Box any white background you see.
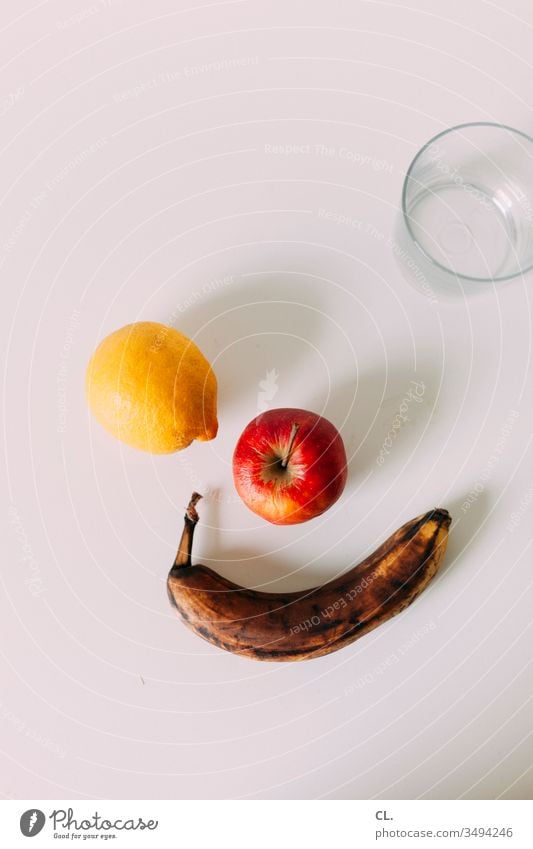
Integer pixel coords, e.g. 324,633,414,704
1,0,532,800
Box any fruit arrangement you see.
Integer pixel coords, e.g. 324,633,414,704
86,320,451,662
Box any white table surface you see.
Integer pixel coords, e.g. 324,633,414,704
1,0,532,800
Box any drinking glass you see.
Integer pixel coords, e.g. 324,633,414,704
397,122,533,296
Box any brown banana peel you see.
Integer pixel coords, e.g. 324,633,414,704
167,493,451,662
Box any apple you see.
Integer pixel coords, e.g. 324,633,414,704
232,407,348,525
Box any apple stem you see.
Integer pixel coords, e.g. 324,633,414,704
280,423,300,469
174,492,202,568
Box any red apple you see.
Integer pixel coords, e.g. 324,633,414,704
232,408,348,525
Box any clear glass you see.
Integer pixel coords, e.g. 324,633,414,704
397,123,533,295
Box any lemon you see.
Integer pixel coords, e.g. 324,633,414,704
86,322,218,453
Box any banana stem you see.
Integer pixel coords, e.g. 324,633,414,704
174,492,202,568
280,423,299,468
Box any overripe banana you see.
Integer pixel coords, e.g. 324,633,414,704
167,494,451,661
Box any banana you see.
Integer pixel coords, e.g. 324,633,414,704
167,494,451,662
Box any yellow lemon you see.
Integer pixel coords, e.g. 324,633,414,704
86,322,218,453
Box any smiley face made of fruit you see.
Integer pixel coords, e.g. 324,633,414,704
86,320,450,662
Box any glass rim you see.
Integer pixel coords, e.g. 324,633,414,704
401,121,533,283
